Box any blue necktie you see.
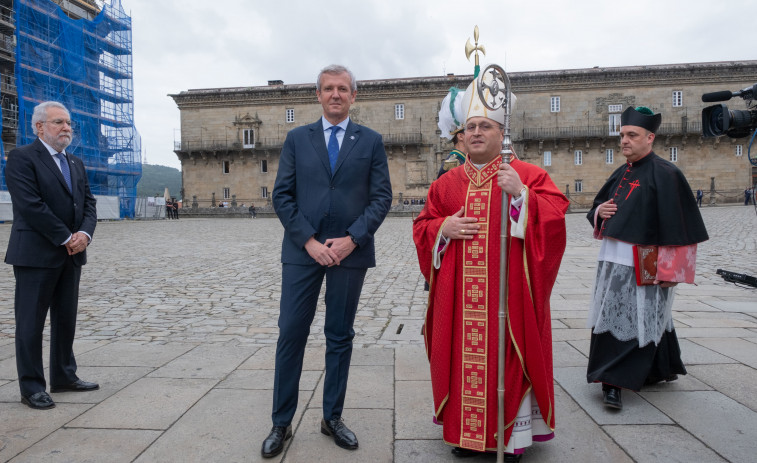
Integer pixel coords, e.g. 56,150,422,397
328,125,341,171
55,152,72,192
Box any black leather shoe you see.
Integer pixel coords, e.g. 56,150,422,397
21,391,56,409
603,386,623,409
321,417,358,450
261,425,292,458
451,447,521,461
50,379,99,393
451,446,480,458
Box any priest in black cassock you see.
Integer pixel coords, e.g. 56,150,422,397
585,106,708,410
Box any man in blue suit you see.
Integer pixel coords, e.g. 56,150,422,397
261,65,392,458
4,101,99,410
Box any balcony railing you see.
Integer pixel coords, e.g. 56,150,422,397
174,137,285,152
175,131,426,153
520,122,704,141
383,133,423,145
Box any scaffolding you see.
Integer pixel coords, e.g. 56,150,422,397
0,0,140,218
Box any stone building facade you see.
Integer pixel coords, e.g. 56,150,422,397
170,61,757,209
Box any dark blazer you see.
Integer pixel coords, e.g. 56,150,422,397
4,138,97,268
273,119,392,268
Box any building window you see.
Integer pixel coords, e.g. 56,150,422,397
670,146,678,162
261,186,269,198
605,149,614,164
223,187,230,199
260,159,268,173
736,145,743,157
609,114,621,135
550,96,560,113
222,160,230,174
672,91,683,107
243,129,254,148
608,104,622,113
395,103,405,120
574,150,582,166
575,180,583,193
543,150,552,166
286,108,295,123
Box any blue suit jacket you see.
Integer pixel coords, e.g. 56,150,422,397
4,138,97,268
273,118,392,268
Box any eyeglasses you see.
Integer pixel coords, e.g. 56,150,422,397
42,119,75,129
464,122,499,133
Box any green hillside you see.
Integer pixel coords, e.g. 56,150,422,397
137,164,182,198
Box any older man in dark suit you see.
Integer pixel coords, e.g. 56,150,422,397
261,65,392,458
4,101,98,410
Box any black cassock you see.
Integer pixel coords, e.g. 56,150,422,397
586,151,708,391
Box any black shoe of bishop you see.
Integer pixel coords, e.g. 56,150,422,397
602,386,623,409
261,425,292,458
321,417,359,450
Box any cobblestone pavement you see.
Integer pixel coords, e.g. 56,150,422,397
1,206,754,346
0,206,755,462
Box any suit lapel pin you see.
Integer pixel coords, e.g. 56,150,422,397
350,136,355,140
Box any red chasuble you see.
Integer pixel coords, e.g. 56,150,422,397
413,156,568,451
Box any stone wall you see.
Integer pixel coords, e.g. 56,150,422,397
171,62,757,207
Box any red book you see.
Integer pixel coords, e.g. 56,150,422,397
633,245,658,286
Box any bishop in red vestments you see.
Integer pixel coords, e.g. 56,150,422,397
413,71,568,459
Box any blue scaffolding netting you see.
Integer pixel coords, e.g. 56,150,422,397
1,0,141,218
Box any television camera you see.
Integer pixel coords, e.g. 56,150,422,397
702,83,757,166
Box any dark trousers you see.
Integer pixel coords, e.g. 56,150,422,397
14,259,82,397
271,263,367,426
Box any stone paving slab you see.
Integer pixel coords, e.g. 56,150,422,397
603,424,728,463
641,391,757,463
68,377,218,430
0,403,93,462
75,341,196,368
132,389,309,463
218,368,322,391
686,337,757,368
687,363,757,412
552,341,589,368
311,364,394,410
395,380,438,440
145,344,257,379
9,428,162,463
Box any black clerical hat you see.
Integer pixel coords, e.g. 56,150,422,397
620,106,661,133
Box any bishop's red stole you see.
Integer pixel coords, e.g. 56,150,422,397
458,159,501,451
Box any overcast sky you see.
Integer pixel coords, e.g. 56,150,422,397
123,0,755,169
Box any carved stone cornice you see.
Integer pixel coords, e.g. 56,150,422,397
171,62,757,110
509,61,757,93
169,75,472,109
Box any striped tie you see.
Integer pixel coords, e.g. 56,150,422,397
55,152,72,192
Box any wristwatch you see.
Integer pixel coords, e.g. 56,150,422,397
348,233,359,246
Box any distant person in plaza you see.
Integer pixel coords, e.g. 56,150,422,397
436,87,467,178
249,203,256,218
745,187,753,205
586,106,709,410
262,64,392,458
4,101,99,410
696,188,703,207
165,198,173,219
172,199,179,219
413,70,568,461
